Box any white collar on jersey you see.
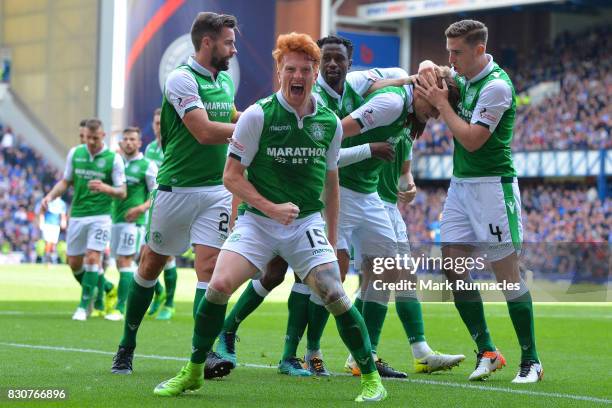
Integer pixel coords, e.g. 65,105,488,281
86,143,108,160
124,152,144,163
276,90,318,119
466,54,494,84
187,56,215,78
316,75,343,101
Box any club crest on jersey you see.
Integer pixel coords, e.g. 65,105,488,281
95,158,106,168
309,123,325,141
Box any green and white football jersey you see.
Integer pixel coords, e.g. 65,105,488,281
63,144,125,217
228,91,342,218
111,153,157,225
452,56,517,178
158,56,235,187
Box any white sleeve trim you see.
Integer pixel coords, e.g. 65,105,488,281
228,104,264,167
326,116,343,170
63,147,77,181
112,154,126,187
471,79,512,133
349,93,404,133
145,161,158,192
338,144,371,168
345,70,373,97
164,69,205,119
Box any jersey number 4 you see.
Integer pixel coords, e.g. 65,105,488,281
489,224,502,242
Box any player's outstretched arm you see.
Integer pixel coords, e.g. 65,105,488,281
337,142,394,168
364,75,417,96
341,92,404,139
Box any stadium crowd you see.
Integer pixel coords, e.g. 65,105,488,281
415,25,612,153
0,125,65,261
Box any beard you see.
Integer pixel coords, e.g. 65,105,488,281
211,46,231,72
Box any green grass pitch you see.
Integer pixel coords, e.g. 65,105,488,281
0,265,611,407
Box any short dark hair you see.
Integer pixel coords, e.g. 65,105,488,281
79,119,87,127
85,118,103,132
445,19,488,46
123,126,141,137
317,35,354,59
191,12,238,51
153,108,161,116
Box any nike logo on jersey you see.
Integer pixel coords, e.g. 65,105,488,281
128,324,139,331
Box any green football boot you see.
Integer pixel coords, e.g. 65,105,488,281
154,362,204,397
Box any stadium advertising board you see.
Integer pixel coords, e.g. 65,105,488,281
337,31,399,70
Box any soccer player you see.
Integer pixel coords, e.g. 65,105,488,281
77,118,116,309
153,32,387,403
38,193,67,264
415,19,542,383
144,108,178,320
213,36,394,377
106,127,157,321
41,118,126,321
111,12,238,378
338,59,465,377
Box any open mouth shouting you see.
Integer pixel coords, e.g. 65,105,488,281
290,83,305,97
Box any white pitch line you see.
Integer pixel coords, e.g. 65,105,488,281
0,342,610,404
1,310,610,319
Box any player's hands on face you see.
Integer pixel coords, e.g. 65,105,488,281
370,142,395,162
268,202,300,225
398,183,417,203
415,72,448,109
